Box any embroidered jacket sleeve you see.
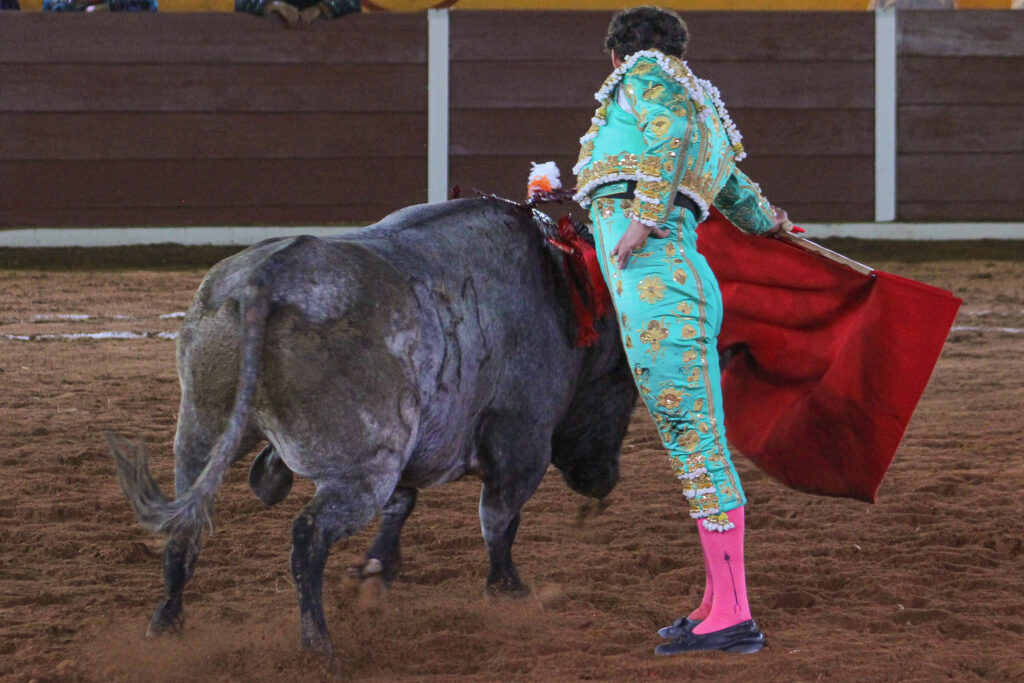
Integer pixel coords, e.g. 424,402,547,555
616,60,690,228
713,167,776,235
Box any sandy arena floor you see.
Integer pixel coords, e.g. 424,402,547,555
0,246,1022,681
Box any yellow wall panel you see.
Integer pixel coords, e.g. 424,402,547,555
450,1,869,9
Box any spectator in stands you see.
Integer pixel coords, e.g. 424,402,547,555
236,0,360,28
42,0,156,10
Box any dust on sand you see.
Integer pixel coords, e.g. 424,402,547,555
0,248,1021,681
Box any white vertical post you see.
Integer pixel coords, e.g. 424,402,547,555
427,9,450,204
875,7,898,222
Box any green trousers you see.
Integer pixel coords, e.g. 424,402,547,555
589,193,745,531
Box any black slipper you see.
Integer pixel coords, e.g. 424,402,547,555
657,616,702,639
654,619,764,655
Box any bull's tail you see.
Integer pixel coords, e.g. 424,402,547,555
106,280,271,540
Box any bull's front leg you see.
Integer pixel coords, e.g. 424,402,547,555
479,487,529,596
477,442,547,597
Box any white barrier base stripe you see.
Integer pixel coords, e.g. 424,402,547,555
2,331,179,341
1,223,1022,248
951,326,1023,334
799,223,1024,240
4,312,187,323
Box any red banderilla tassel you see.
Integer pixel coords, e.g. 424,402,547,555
548,216,613,347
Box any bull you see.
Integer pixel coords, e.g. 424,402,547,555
106,197,637,662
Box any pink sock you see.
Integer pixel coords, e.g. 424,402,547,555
691,506,752,634
688,541,714,620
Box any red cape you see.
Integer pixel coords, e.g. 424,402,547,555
696,210,961,502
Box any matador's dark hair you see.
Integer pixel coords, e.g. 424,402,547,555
604,6,689,59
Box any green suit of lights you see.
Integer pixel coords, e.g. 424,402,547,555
573,50,776,531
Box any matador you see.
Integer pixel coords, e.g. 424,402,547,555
573,6,794,656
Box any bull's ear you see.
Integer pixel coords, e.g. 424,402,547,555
248,444,293,507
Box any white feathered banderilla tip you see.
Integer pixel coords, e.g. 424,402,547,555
527,161,562,200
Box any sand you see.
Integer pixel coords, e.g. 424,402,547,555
0,248,1022,681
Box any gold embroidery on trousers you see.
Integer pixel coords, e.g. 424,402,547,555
637,275,667,304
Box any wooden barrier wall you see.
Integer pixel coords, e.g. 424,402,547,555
0,11,1022,229
450,11,875,222
897,11,1024,221
0,13,428,227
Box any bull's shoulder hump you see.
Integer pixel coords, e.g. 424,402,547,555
360,197,526,238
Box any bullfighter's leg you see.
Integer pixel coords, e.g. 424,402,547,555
291,482,384,660
477,426,549,596
353,486,418,584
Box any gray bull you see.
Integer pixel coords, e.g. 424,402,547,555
107,197,637,660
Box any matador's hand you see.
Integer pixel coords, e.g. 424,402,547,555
612,220,670,270
769,206,802,235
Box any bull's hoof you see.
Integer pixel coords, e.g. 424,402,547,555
347,557,384,579
300,631,337,668
356,575,387,612
484,581,532,600
146,601,184,637
574,496,611,526
341,557,390,602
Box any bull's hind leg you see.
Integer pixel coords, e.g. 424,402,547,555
148,527,201,636
291,483,383,660
147,420,220,635
477,426,550,597
351,486,418,583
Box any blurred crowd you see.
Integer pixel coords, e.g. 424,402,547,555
0,0,361,17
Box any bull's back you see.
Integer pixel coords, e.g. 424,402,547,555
179,235,423,480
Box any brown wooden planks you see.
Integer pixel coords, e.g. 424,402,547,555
449,11,875,224
0,158,427,210
900,202,1024,222
0,14,428,227
781,202,874,223
450,109,598,157
0,13,427,65
899,57,1024,105
450,11,873,63
733,109,874,156
451,61,873,110
899,105,1024,154
738,155,875,205
450,108,873,158
1,113,428,160
896,13,1024,219
899,10,1024,58
0,204,402,227
899,154,1024,203
450,155,873,214
2,64,427,113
